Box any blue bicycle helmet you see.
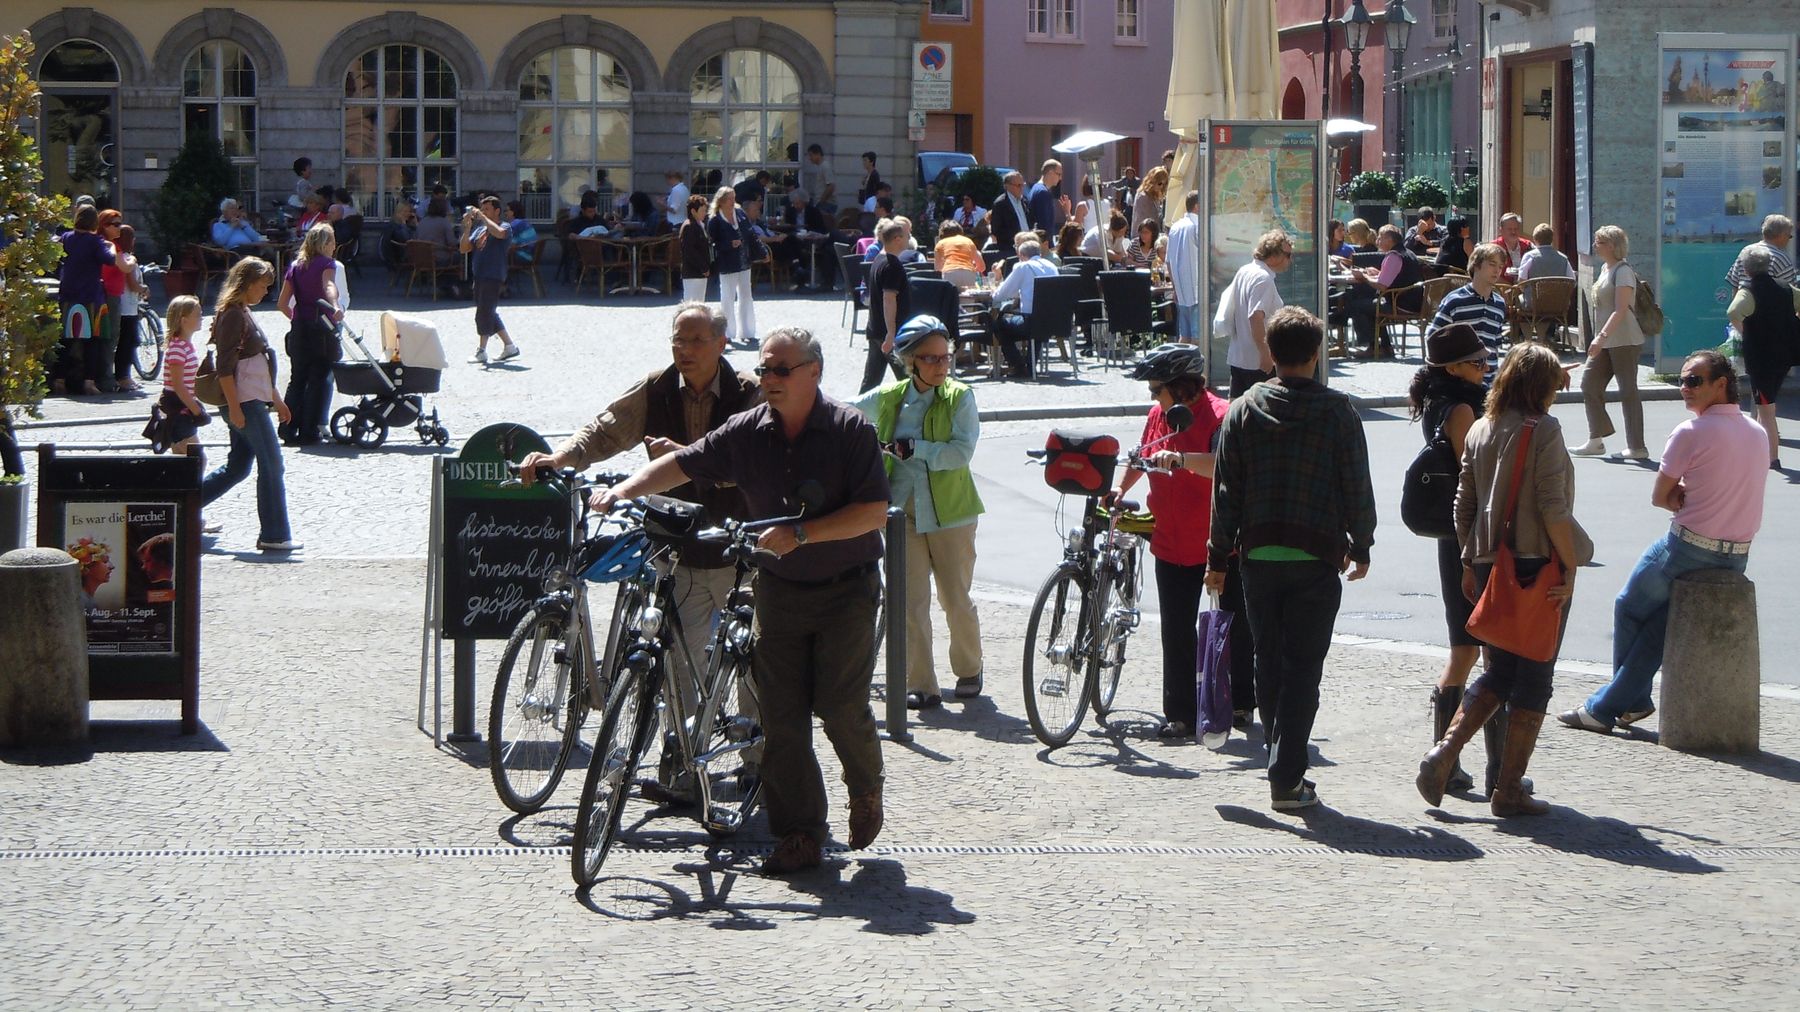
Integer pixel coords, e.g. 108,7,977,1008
895,314,950,357
580,529,650,583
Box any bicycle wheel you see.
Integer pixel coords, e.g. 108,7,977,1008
697,650,764,839
1022,565,1094,747
487,603,588,814
571,655,658,887
132,311,164,381
1090,542,1139,717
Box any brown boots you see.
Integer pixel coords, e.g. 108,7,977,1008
1430,686,1476,792
1416,688,1503,807
1488,709,1551,817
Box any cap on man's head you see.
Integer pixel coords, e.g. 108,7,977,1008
1425,323,1487,367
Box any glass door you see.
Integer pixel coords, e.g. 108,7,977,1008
41,90,118,207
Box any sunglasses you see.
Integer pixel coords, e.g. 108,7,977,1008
1679,373,1713,388
912,354,951,366
1147,382,1166,395
754,360,815,378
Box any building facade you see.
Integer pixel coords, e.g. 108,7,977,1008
15,1,921,222
979,0,1177,190
917,0,983,160
1275,0,1389,183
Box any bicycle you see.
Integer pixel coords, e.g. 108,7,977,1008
130,261,167,382
1019,414,1190,747
485,465,633,815
571,493,793,887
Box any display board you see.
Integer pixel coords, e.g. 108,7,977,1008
1656,34,1796,367
1572,43,1595,256
1196,120,1328,386
436,423,565,640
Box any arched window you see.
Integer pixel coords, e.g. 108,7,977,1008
38,41,120,206
343,44,459,218
517,47,632,221
183,42,258,211
689,50,802,194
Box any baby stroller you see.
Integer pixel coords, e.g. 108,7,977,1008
329,310,452,448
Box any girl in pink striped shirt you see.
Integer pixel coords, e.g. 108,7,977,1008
157,296,209,454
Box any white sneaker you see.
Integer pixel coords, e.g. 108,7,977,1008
1611,447,1649,461
256,539,304,552
1570,439,1605,456
497,344,521,362
468,349,488,365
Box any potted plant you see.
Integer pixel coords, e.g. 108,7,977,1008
0,31,70,536
1346,171,1397,228
147,131,237,266
1451,174,1480,234
1396,176,1451,230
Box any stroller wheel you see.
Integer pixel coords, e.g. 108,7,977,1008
329,407,360,445
433,426,451,447
354,415,389,449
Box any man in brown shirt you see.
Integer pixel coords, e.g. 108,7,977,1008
598,327,891,875
520,301,759,802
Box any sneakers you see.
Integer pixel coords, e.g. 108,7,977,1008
497,343,521,362
847,790,883,850
256,539,303,552
468,349,488,365
1616,706,1656,727
760,832,823,875
1570,439,1606,456
1556,705,1612,733
1271,781,1320,811
1610,447,1649,461
200,517,223,535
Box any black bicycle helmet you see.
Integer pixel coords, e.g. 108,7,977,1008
1127,343,1206,383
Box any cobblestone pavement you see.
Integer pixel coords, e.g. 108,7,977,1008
3,557,1798,1009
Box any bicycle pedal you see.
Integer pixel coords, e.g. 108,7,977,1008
1039,678,1067,698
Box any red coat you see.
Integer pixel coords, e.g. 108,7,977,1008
1140,390,1229,567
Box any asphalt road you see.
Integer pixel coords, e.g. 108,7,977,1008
969,398,1800,687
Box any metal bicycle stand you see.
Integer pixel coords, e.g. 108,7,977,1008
883,506,910,742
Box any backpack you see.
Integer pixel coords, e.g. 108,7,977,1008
1400,421,1459,540
1620,260,1664,335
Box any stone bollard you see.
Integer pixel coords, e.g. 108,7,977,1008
0,547,89,747
1660,569,1759,754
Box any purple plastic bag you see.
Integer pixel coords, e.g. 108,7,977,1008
1196,603,1234,749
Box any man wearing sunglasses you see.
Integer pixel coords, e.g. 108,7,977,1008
1560,350,1768,735
597,327,892,876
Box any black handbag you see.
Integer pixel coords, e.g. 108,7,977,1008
1401,422,1459,540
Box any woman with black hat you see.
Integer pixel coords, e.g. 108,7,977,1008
1407,323,1489,793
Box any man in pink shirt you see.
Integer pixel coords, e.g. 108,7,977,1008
1561,350,1768,732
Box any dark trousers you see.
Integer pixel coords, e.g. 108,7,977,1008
1156,557,1258,727
992,312,1033,374
113,315,139,382
860,338,906,394
752,567,885,845
1467,559,1565,712
1229,367,1271,397
1241,558,1342,790
280,349,333,444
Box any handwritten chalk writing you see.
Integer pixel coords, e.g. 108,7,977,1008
457,512,560,541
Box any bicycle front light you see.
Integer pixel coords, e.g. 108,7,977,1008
543,567,572,593
636,605,664,637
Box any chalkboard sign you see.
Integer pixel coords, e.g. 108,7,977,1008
437,423,567,639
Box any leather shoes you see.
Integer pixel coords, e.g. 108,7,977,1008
905,691,941,710
954,673,984,699
847,790,883,850
760,832,823,875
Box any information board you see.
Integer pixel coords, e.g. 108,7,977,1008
1656,35,1795,367
437,423,566,640
1196,120,1327,385
1572,43,1594,256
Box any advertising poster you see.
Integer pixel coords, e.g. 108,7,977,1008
1657,42,1792,363
64,501,179,655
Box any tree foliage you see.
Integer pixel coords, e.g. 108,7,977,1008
944,166,1005,210
147,131,237,259
0,31,71,417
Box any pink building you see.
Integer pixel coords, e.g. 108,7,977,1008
979,0,1178,191
1275,0,1389,183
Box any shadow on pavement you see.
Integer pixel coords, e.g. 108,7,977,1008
1036,713,1201,781
1427,807,1723,874
1698,747,1800,784
909,694,1036,748
580,856,975,936
0,718,227,765
1217,803,1485,861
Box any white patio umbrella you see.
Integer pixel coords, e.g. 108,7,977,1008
1163,0,1233,223
1226,0,1282,119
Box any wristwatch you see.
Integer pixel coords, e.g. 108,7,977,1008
792,523,809,546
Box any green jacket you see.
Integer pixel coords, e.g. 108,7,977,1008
872,377,984,528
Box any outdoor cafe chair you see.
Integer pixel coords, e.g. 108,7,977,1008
840,254,870,337
1508,276,1579,350
508,236,550,298
1022,274,1084,380
403,240,460,300
1097,270,1174,358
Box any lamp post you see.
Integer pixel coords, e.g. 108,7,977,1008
1341,0,1373,174
1321,2,1335,119
1385,0,1416,179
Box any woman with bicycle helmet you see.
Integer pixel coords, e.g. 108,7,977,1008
849,314,985,709
1112,344,1249,739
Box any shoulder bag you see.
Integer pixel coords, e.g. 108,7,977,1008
1401,416,1459,539
193,350,226,407
1465,417,1566,662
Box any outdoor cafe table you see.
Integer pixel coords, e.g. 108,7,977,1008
606,235,666,296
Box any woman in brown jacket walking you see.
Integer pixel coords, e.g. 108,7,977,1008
200,257,300,552
1418,344,1590,815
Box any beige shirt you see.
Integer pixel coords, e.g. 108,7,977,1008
1456,410,1593,566
1592,261,1644,348
555,368,758,468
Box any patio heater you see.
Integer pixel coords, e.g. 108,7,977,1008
1052,130,1129,245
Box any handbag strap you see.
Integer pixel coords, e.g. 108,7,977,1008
1498,416,1539,530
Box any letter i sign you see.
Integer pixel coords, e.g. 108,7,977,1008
1213,126,1232,145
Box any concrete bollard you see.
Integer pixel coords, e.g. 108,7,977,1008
1660,569,1759,754
0,548,90,747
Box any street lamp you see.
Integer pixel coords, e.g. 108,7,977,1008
1340,0,1373,173
1385,0,1416,178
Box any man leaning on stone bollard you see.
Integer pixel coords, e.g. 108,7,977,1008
1559,351,1768,734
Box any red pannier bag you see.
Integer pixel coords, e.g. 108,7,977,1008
1042,431,1119,496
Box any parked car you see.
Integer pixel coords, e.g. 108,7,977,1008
918,151,977,190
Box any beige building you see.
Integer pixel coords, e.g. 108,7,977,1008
13,1,919,221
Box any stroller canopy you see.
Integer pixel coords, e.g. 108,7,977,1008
379,312,450,370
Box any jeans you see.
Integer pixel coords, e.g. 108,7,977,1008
281,351,333,443
202,400,292,543
1584,533,1749,723
1175,303,1200,342
1241,558,1342,790
473,278,506,337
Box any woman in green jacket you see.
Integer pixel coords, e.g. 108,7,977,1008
850,315,985,709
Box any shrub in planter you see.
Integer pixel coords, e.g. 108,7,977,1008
1346,171,1397,202
147,132,237,261
944,166,1005,212
1396,176,1450,212
1452,175,1479,211
0,32,71,443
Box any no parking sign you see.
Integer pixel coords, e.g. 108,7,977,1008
912,42,952,111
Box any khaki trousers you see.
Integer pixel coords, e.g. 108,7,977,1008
1582,342,1645,450
752,567,884,844
902,514,983,694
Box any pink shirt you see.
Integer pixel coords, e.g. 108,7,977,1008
163,336,196,397
1660,404,1768,543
